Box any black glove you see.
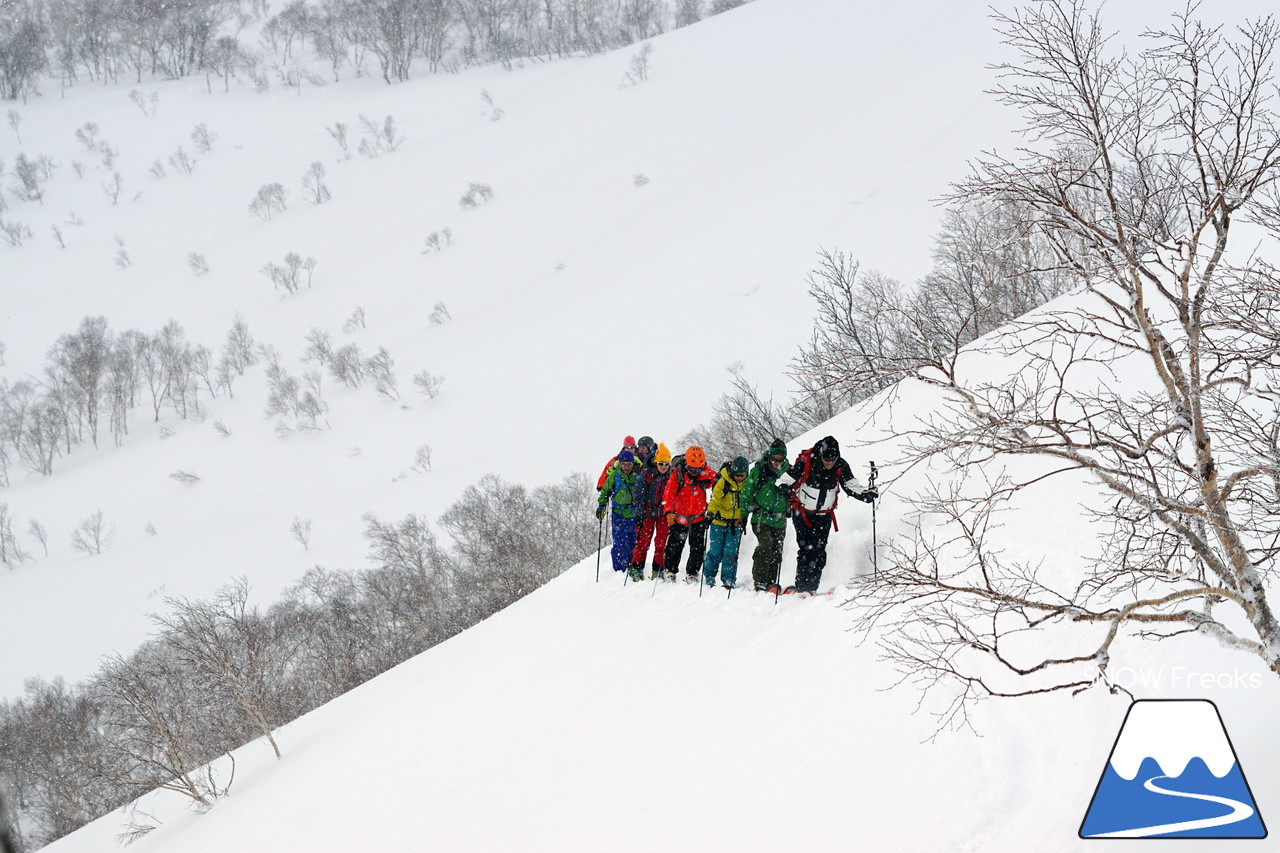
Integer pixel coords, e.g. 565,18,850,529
775,483,792,500
853,489,877,504
596,506,607,520
737,517,748,531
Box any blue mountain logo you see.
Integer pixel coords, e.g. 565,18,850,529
1080,699,1266,839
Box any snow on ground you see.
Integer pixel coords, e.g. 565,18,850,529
7,0,1280,849
0,0,1020,697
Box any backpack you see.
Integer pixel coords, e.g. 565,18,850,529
787,448,842,529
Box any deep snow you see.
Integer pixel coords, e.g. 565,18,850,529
5,0,1280,850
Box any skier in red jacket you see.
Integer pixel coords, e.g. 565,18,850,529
661,446,716,582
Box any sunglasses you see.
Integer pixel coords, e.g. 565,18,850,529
768,456,784,464
656,461,670,466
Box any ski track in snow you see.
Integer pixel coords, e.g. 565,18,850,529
1086,775,1255,838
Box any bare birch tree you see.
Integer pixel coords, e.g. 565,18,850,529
153,578,292,760
857,0,1280,721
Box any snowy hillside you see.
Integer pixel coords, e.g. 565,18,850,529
40,382,1280,851
0,0,1016,696
7,0,1280,850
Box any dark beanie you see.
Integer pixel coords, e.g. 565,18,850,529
618,450,635,463
767,437,787,458
816,436,840,460
730,456,749,475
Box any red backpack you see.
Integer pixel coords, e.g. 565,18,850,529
787,448,842,530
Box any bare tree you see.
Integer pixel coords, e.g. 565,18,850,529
412,370,443,399
364,346,398,400
27,517,47,556
261,251,315,293
191,123,217,153
301,160,331,203
290,516,313,550
248,182,287,221
859,1,1280,722
70,510,114,555
0,503,29,568
93,644,233,807
152,579,293,759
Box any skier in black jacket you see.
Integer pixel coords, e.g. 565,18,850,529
777,435,876,594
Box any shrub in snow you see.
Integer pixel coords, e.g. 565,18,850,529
422,228,452,253
480,89,503,121
249,183,288,221
620,42,654,87
301,161,331,204
70,510,115,556
0,503,30,567
0,220,33,246
128,89,158,116
168,147,196,175
303,328,333,366
11,153,45,203
326,121,350,159
357,114,402,158
260,252,315,293
328,343,364,387
412,370,444,400
221,315,257,378
102,172,125,205
74,122,99,150
458,182,493,209
26,518,47,556
342,306,366,333
411,444,433,473
189,252,209,276
191,123,217,153
290,517,313,551
364,346,398,401
113,236,130,268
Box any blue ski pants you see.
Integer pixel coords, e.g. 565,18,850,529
610,514,637,571
703,522,743,587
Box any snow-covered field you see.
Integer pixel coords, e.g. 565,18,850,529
5,0,1280,849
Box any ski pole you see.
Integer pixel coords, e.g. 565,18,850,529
869,461,879,579
596,513,604,583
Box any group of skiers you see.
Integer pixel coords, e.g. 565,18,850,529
595,434,878,595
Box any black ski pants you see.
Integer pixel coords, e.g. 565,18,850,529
791,511,833,593
664,518,709,577
751,523,786,590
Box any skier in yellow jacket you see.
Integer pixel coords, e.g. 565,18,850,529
702,456,750,588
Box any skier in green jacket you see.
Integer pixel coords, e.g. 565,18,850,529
742,438,790,593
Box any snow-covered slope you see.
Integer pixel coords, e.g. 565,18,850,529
0,0,1016,696
8,0,1280,850
42,381,1280,851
